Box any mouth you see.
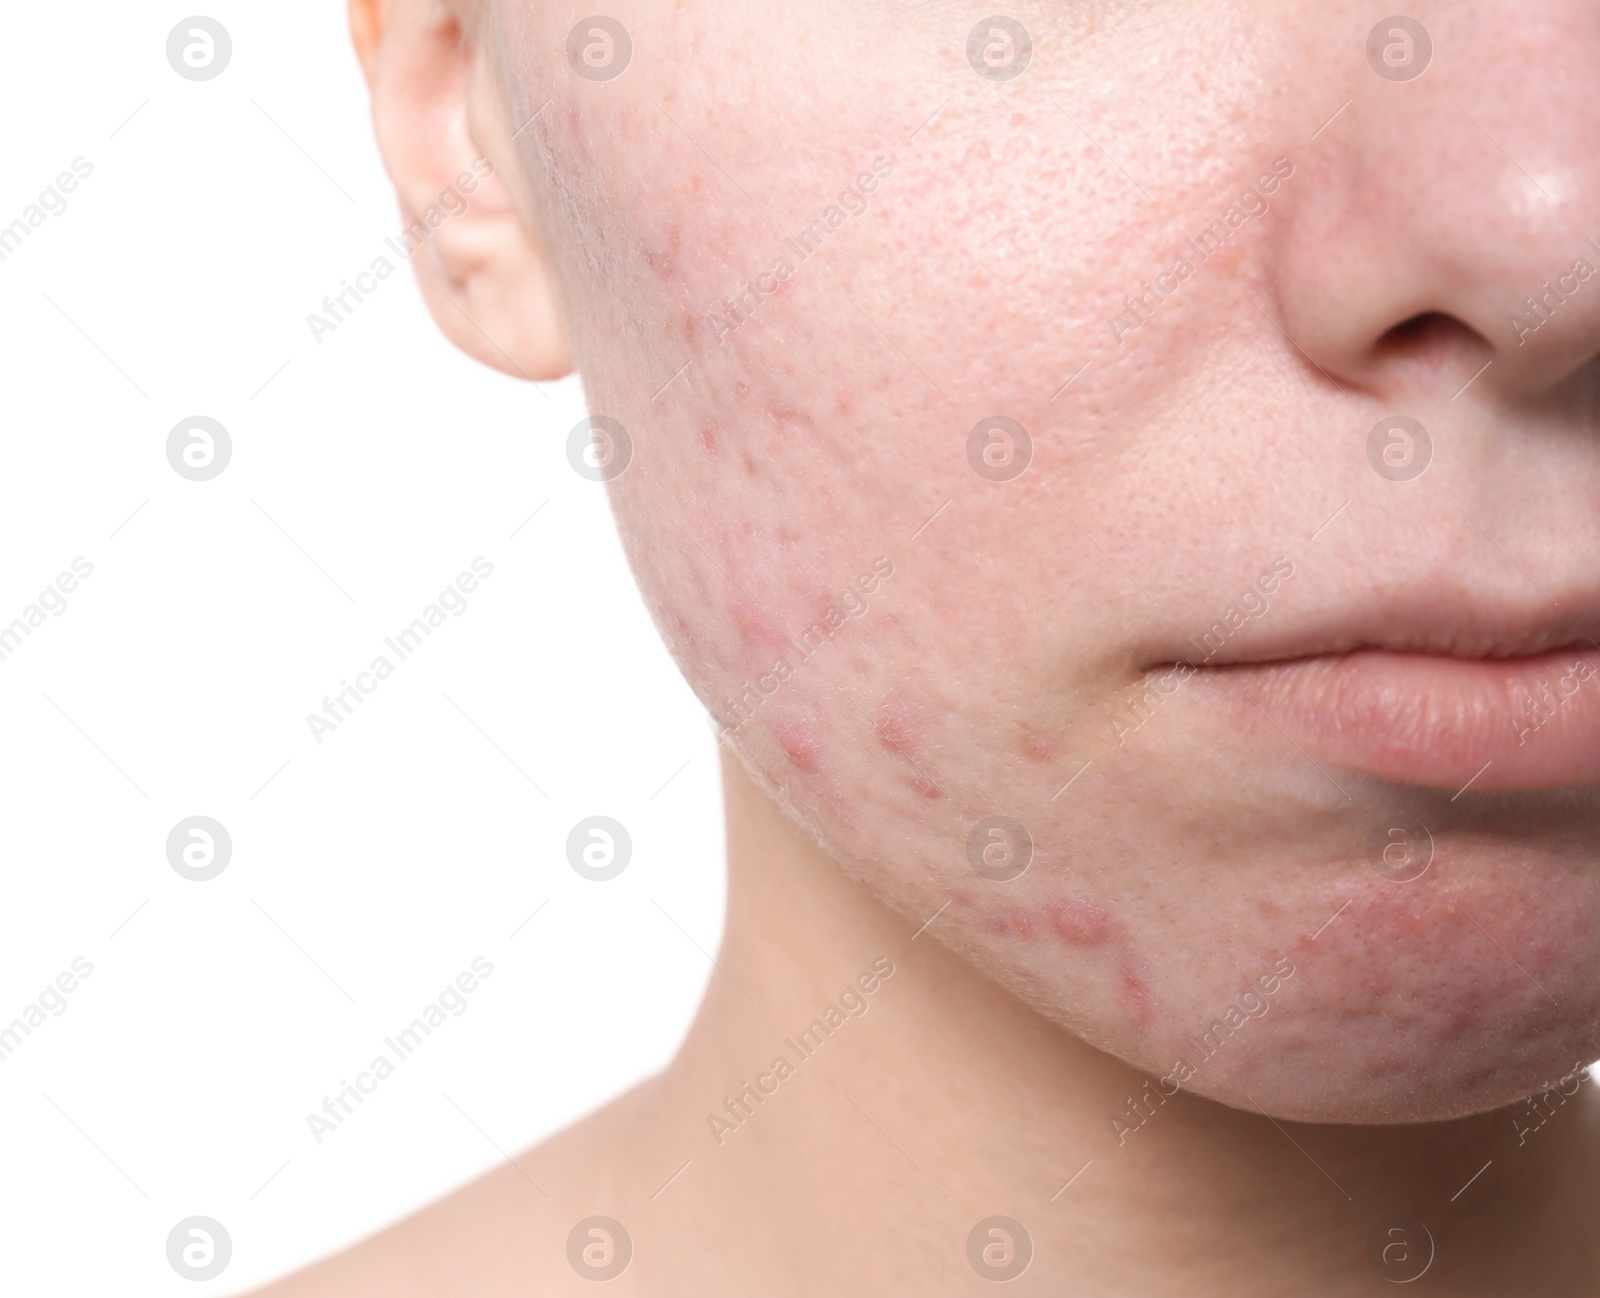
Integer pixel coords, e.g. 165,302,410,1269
1166,603,1600,792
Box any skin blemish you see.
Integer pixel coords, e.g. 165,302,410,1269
874,696,922,756
1048,896,1119,946
732,600,788,652
1017,723,1059,764
699,425,718,454
776,720,822,773
1047,895,1156,1024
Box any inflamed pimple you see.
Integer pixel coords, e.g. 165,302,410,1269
1046,896,1120,947
1016,724,1059,764
775,720,822,773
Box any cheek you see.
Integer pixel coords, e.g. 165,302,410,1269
775,721,823,774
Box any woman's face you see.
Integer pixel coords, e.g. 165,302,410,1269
489,0,1600,1122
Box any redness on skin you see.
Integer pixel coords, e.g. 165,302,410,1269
698,425,718,454
1047,895,1119,946
1046,896,1157,1022
732,599,789,652
1282,874,1589,1078
874,695,943,799
1016,723,1060,764
776,720,823,773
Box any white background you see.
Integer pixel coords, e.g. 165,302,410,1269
0,4,723,1292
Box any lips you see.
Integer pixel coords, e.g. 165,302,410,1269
1197,647,1600,790
1166,595,1600,791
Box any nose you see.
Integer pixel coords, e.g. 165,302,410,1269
1271,4,1600,401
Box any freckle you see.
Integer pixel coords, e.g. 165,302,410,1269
776,721,822,773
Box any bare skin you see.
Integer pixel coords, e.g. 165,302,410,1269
248,0,1600,1290
251,750,1600,1296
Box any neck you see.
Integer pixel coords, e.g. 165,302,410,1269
623,751,1600,1294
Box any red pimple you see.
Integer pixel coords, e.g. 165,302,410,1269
1017,724,1058,764
776,721,822,773
1048,896,1118,946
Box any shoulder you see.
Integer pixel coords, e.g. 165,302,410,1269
245,1079,664,1298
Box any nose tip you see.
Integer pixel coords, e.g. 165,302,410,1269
1265,7,1600,404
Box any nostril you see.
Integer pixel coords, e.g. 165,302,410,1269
1376,310,1480,353
1373,311,1490,365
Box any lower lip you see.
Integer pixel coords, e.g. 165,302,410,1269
1192,648,1600,791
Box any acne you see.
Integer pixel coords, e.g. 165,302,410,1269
1016,723,1059,764
1047,895,1120,947
776,720,822,774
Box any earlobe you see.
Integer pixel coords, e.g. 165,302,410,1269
349,0,573,381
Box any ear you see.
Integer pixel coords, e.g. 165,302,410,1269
350,0,572,380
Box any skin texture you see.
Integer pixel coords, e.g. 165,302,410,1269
253,0,1600,1292
488,0,1600,1122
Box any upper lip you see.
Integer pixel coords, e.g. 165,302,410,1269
1168,593,1600,669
